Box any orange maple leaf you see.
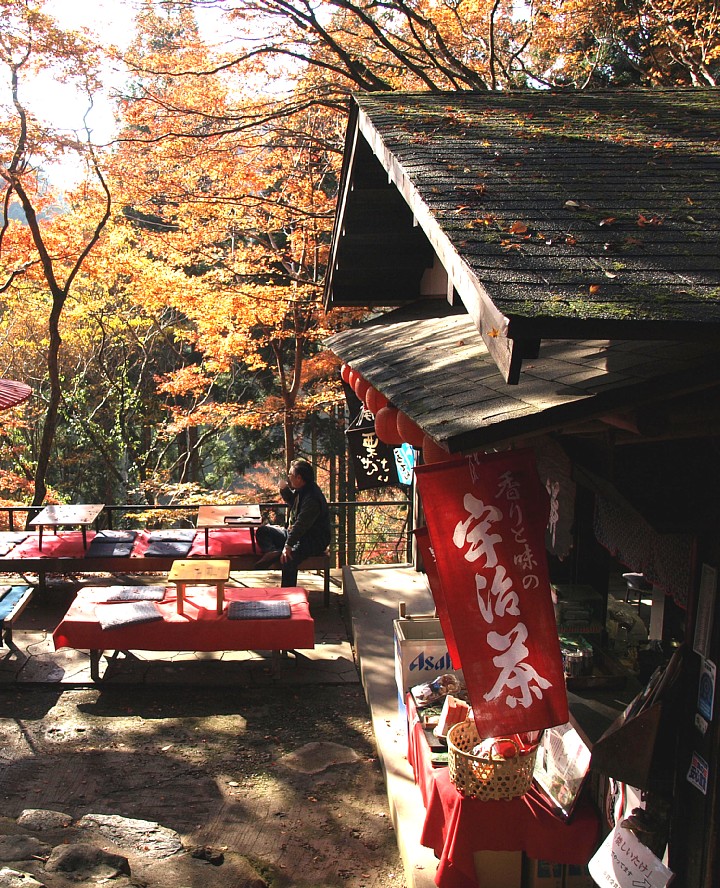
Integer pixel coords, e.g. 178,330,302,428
637,214,664,227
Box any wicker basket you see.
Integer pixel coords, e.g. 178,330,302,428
447,720,537,801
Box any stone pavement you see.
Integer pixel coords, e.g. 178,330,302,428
0,563,440,888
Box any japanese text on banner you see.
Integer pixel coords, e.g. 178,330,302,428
415,449,568,737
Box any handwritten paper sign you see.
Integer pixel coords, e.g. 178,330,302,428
394,442,415,486
588,824,673,888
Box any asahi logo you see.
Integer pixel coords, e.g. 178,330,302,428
408,651,453,672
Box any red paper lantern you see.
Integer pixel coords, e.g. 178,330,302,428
347,368,359,390
375,406,403,445
354,375,371,403
422,434,451,464
396,411,425,447
365,387,388,414
340,363,353,384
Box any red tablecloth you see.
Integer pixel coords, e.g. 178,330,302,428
53,586,314,652
407,695,600,888
5,528,255,560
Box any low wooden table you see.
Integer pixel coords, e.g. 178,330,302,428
168,558,231,615
196,504,262,554
53,585,315,681
29,504,105,551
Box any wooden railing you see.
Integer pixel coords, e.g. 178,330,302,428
0,498,412,567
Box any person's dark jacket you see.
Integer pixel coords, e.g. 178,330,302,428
281,480,331,555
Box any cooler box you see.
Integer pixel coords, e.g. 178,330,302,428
393,616,458,697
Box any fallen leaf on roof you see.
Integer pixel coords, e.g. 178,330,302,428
599,217,617,227
637,214,664,227
468,214,496,228
589,284,601,295
454,183,487,194
509,221,528,234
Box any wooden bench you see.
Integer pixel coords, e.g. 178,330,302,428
0,540,334,606
299,552,332,607
5,553,334,606
0,584,34,648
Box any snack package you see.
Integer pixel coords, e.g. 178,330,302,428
434,694,471,738
411,673,462,707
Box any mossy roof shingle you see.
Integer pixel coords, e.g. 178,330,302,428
325,89,720,382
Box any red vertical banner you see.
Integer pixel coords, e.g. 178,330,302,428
414,527,462,668
415,449,568,738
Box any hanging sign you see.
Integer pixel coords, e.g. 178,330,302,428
588,825,673,888
345,405,401,491
394,442,415,486
415,449,568,737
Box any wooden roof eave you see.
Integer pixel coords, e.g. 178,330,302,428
326,301,720,457
323,102,361,313
350,104,526,381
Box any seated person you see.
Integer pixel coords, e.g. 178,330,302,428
255,459,331,587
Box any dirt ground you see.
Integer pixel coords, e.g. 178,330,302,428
0,683,403,888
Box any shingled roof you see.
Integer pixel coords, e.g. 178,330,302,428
325,90,720,382
327,300,720,454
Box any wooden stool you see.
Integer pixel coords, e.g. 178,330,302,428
168,559,231,615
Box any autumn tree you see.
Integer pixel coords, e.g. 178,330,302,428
114,0,720,474
527,0,720,87
3,0,713,509
174,0,720,96
0,0,111,506
106,0,361,483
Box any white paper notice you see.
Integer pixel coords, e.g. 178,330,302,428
588,825,673,888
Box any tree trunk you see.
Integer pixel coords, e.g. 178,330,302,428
31,290,65,509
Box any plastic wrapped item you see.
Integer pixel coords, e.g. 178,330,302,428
471,732,539,759
411,673,462,707
472,737,520,760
